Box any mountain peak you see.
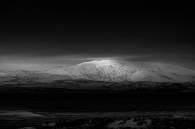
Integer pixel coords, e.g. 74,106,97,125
2,60,195,83
77,60,119,67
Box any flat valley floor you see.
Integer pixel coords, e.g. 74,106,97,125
1,86,195,129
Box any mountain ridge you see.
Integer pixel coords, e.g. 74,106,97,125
1,60,195,83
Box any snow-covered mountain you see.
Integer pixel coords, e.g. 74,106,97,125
0,72,6,76
1,60,195,83
1,60,195,91
43,60,195,83
5,70,38,76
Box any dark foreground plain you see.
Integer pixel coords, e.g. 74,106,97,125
0,83,195,129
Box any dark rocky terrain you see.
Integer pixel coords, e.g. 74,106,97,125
0,81,195,128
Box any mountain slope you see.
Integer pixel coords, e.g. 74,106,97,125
0,72,6,76
130,71,193,83
44,60,195,83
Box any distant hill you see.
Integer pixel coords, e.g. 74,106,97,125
1,60,195,84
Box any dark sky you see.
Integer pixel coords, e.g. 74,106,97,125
0,1,195,71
